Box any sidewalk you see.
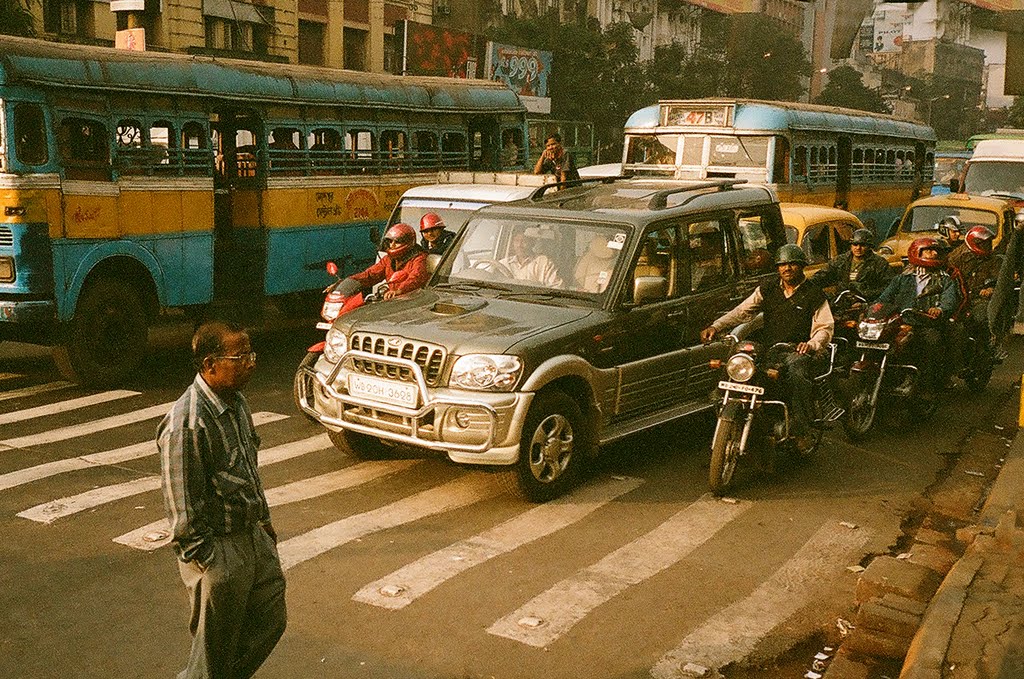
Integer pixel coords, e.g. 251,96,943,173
898,412,1024,679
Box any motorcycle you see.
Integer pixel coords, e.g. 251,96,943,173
830,290,868,377
292,262,376,421
843,306,942,441
708,341,844,496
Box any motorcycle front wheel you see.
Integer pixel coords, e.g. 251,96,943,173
709,416,742,496
843,372,879,442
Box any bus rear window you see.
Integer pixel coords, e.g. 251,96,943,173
625,134,677,164
14,104,48,166
708,136,769,168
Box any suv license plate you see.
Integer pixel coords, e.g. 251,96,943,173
348,374,418,408
856,341,890,350
718,380,765,395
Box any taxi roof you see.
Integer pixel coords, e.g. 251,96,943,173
906,193,1012,212
779,203,864,230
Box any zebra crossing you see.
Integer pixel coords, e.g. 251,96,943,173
0,377,874,677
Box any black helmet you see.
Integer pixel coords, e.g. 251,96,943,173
851,229,875,248
775,244,808,266
937,215,962,239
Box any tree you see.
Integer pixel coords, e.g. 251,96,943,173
1004,97,1024,130
722,17,809,101
814,64,891,114
0,0,34,37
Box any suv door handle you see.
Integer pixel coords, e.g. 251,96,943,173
667,309,687,320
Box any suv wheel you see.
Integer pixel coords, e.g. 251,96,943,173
498,390,588,502
328,428,390,459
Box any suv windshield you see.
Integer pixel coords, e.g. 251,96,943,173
903,206,999,233
963,161,1024,199
435,217,630,299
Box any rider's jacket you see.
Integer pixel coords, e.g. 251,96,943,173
810,251,895,301
711,279,834,352
947,244,1000,300
350,246,429,295
875,267,961,318
760,280,828,346
422,229,456,256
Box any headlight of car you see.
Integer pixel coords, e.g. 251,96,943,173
323,328,348,363
450,354,523,391
858,320,884,341
725,353,756,383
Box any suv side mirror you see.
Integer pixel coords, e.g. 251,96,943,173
949,178,960,193
633,276,668,305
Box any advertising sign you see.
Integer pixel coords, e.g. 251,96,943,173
872,9,906,54
398,21,478,78
485,42,551,98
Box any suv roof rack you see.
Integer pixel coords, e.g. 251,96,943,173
528,175,631,202
647,179,748,209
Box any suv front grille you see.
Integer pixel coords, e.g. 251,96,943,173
349,332,447,386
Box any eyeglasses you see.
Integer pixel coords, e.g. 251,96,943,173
216,351,256,364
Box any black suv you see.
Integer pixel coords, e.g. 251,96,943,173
296,178,788,501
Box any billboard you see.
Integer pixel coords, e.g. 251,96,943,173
398,21,479,78
485,42,552,98
872,9,906,54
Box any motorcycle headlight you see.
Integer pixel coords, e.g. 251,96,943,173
450,354,522,391
725,353,756,382
858,320,884,341
323,328,348,363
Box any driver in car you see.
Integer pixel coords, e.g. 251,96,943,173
700,244,834,452
499,231,564,288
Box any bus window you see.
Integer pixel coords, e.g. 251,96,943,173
268,126,302,174
181,121,208,175
680,136,703,166
14,103,47,166
345,129,375,171
793,145,807,179
309,128,342,174
501,128,523,168
149,121,174,170
772,136,789,183
709,135,769,169
116,119,143,149
380,129,407,168
625,134,676,164
235,128,258,178
852,148,864,180
413,130,439,169
886,150,896,178
441,131,466,168
59,117,110,180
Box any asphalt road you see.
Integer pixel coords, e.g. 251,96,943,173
0,324,1017,679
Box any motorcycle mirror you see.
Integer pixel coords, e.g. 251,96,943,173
326,261,339,276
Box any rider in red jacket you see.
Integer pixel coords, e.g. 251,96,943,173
349,223,429,300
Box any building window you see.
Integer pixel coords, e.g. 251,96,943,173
202,0,272,55
344,27,367,71
42,0,94,37
298,20,325,66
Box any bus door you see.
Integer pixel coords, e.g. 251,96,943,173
836,136,851,210
211,108,265,308
468,115,500,170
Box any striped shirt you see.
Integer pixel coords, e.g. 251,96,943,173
157,374,271,564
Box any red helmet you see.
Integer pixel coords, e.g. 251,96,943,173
420,213,445,232
964,225,994,256
383,223,416,258
907,237,944,268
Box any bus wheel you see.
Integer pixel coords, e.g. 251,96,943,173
53,278,148,387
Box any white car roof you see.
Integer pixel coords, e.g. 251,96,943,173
970,139,1024,161
398,183,539,204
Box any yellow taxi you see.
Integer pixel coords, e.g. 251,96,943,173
878,192,1016,265
779,203,865,275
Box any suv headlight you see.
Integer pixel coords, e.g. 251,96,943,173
725,353,756,382
450,354,522,391
323,328,348,363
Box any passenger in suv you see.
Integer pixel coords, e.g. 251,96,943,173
295,178,787,501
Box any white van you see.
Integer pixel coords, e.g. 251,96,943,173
961,139,1024,203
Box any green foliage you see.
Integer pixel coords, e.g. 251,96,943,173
0,0,34,38
1005,97,1024,130
814,65,891,114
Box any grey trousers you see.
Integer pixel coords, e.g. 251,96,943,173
176,524,287,679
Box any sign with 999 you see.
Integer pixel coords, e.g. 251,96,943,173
486,42,552,98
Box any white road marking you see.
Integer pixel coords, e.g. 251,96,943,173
0,381,74,403
114,455,418,551
278,474,499,571
0,390,140,425
0,412,286,492
649,523,871,679
0,402,175,449
486,495,751,648
353,475,645,610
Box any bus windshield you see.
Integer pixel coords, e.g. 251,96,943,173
963,161,1024,199
625,134,678,165
708,136,769,168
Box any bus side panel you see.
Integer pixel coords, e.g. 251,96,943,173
62,182,119,239
53,239,166,322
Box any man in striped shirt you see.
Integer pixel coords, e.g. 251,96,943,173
158,321,286,679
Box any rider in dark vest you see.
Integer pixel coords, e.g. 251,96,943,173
701,244,835,451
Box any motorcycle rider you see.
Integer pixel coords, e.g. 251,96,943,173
348,223,429,301
811,228,895,304
948,225,999,352
419,213,457,256
701,244,834,451
872,237,961,400
937,215,964,249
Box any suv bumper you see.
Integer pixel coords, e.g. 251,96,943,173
296,353,532,466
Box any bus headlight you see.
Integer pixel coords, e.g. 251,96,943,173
450,355,522,391
725,353,756,382
323,328,348,363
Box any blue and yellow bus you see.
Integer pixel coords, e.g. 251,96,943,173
620,99,936,235
0,36,528,385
